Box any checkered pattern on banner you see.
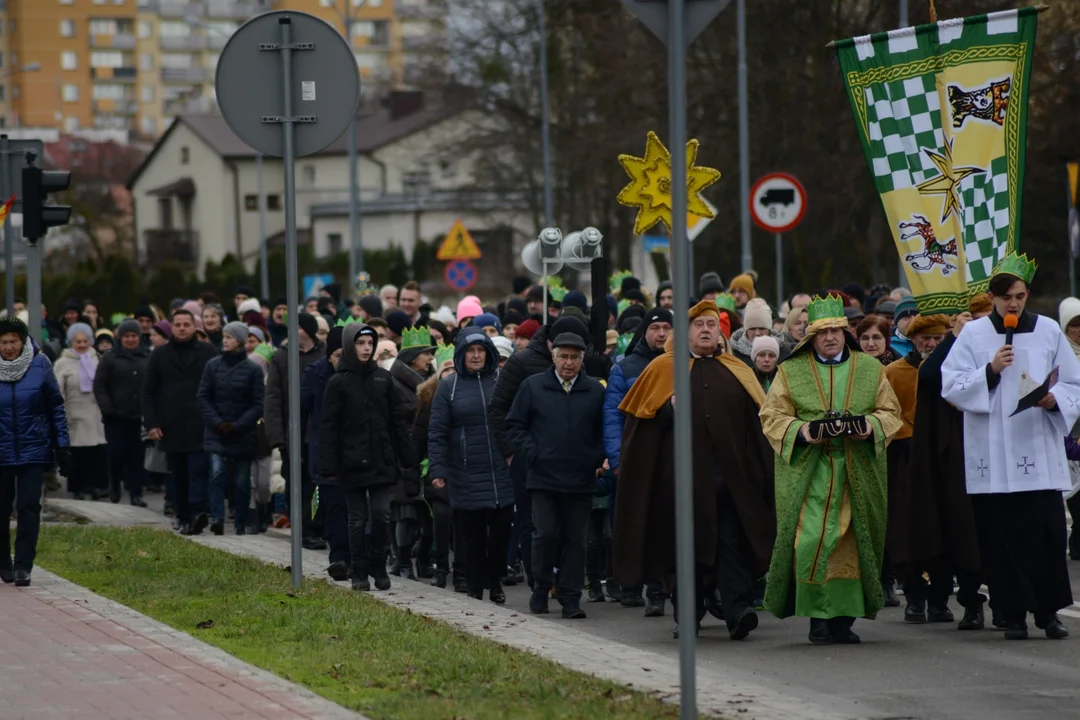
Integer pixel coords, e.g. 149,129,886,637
961,155,1011,282
865,74,947,193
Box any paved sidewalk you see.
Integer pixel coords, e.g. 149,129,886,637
0,568,365,720
46,497,856,720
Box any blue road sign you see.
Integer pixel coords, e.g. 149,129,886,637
303,273,335,298
444,259,478,292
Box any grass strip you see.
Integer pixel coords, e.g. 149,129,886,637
37,525,682,720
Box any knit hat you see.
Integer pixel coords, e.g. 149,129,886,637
94,329,114,350
623,288,646,305
1059,298,1080,333
454,296,483,324
559,306,588,324
134,305,154,321
620,276,642,296
234,285,255,299
512,276,532,295
472,313,502,332
699,271,725,296
742,299,772,330
116,319,141,339
502,310,524,328
152,320,172,340
894,295,918,321
385,310,411,338
549,316,590,347
507,297,528,316
492,335,514,359
326,326,344,355
841,283,866,308
63,298,82,314
358,294,383,319
562,290,588,312
751,335,780,361
0,316,28,342
516,318,541,341
237,297,262,317
728,273,756,298
223,321,249,346
66,322,94,345
642,307,674,330
182,300,203,318
297,312,319,342
247,326,266,343
874,300,897,317
656,280,672,299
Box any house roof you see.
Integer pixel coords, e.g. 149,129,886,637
126,101,468,190
146,177,196,197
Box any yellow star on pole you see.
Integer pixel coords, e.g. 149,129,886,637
916,137,984,224
617,131,721,236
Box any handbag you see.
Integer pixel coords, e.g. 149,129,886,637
144,442,169,473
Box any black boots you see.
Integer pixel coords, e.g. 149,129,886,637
927,603,955,623
905,595,927,623
1035,613,1069,639
587,581,606,603
395,545,417,580
14,569,30,587
882,582,901,607
809,617,859,645
644,596,666,617
958,603,985,630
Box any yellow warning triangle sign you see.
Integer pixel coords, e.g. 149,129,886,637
1069,162,1079,207
436,220,482,260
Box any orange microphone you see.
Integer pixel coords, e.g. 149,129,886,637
1003,313,1019,346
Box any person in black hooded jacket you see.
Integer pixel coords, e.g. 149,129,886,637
319,324,415,591
93,319,150,506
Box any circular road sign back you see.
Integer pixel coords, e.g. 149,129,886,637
216,11,360,158
750,172,807,234
445,259,478,292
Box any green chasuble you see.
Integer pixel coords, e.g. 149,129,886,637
759,351,902,620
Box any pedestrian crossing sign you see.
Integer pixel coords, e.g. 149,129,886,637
436,220,482,260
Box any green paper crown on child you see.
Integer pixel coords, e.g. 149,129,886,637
617,299,631,316
991,252,1038,285
806,294,845,325
549,286,568,303
434,342,455,367
714,294,737,313
610,269,633,293
401,326,433,350
616,333,633,356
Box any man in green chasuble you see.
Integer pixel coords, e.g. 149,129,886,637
760,295,902,645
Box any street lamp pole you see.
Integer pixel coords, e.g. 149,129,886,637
737,0,751,273
538,0,554,227
342,0,364,293
2,63,41,314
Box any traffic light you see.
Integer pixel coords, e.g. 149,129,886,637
22,158,71,243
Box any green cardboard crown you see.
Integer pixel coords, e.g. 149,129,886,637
807,294,845,325
609,269,633,293
616,333,634,356
991,252,1037,285
549,285,568,303
714,294,737,313
434,342,455,367
401,326,434,350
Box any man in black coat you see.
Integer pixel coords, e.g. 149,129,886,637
93,319,151,506
265,311,326,546
142,309,218,534
197,322,266,536
506,332,606,619
489,315,593,586
319,324,416,592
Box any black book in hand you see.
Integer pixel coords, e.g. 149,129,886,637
1010,366,1059,417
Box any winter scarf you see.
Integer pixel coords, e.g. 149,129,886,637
0,340,34,383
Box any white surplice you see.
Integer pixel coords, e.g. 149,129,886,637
942,314,1080,494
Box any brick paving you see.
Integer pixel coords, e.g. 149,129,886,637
0,568,365,720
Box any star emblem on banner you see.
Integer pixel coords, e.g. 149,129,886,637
617,131,721,236
916,137,984,224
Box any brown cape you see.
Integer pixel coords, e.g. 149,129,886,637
612,356,776,589
896,333,981,570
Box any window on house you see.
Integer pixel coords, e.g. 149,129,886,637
140,53,153,70
303,165,316,186
141,85,154,103
180,146,189,164
267,195,281,210
92,84,125,100
64,116,79,132
94,0,108,5
161,54,192,69
60,0,75,4
158,197,173,229
90,20,119,36
61,51,77,70
328,233,343,255
138,21,151,39
141,115,156,134
244,194,258,211
91,52,123,68
60,20,75,37
62,84,79,102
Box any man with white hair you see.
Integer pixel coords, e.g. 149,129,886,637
380,284,399,310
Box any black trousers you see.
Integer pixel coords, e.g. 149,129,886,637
105,420,144,501
431,498,453,573
319,484,350,566
531,490,591,605
459,505,514,595
69,445,108,496
343,484,392,581
585,507,611,584
899,557,984,608
972,490,1073,621
282,447,321,539
1068,493,1080,559
166,451,208,525
511,457,533,580
0,464,44,571
710,485,754,627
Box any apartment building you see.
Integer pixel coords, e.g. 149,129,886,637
1,0,446,136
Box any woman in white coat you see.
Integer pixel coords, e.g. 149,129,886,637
1059,298,1080,559
53,323,109,500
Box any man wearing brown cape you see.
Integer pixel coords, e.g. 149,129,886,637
898,296,992,630
613,299,775,640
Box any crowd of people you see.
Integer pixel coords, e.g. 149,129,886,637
1,262,1078,645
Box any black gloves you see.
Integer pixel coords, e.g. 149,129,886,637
55,447,72,478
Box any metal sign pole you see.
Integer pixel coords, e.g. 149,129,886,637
277,16,305,591
2,135,13,317
737,0,752,272
26,237,41,347
538,0,554,228
667,1,697,717
1069,176,1076,299
775,232,783,310
257,152,270,300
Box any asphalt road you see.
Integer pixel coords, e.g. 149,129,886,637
61,487,1080,720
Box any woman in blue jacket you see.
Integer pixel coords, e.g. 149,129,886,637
0,318,70,586
427,328,514,603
